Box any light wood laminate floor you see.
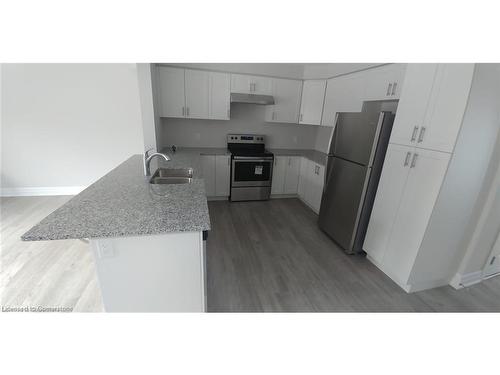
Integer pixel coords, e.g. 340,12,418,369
1,196,499,312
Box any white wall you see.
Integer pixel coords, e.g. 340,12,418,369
159,103,318,150
1,64,144,194
136,64,157,152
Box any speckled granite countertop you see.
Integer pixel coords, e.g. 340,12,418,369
269,149,328,166
22,153,211,241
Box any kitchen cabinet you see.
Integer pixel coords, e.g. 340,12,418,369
363,144,414,263
283,157,301,194
417,64,474,153
200,154,230,198
389,64,438,147
321,74,365,127
297,157,309,200
363,64,406,101
265,79,302,124
299,80,327,125
382,149,451,284
271,156,287,195
297,158,324,213
158,66,185,118
271,156,302,195
215,155,230,196
364,145,451,286
184,69,209,119
389,63,474,153
200,155,216,197
230,74,273,95
209,72,230,120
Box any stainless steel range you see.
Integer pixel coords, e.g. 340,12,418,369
227,134,274,201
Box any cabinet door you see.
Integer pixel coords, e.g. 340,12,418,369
382,149,451,284
209,72,230,120
271,156,287,195
321,74,365,127
215,155,230,196
158,66,185,118
230,74,252,94
418,64,474,153
308,163,325,213
250,75,273,95
363,144,413,263
283,156,301,194
184,69,209,119
299,80,326,125
363,64,406,101
389,64,438,147
265,79,302,123
297,157,310,200
200,155,216,197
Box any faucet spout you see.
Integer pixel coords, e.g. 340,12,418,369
144,151,171,176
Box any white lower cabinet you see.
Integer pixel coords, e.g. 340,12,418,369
215,155,230,196
296,157,324,213
283,157,301,194
200,154,230,198
364,144,451,288
200,155,216,197
271,156,288,195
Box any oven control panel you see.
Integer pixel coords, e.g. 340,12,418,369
227,134,265,144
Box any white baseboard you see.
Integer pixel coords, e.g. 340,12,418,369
1,186,86,197
449,271,483,289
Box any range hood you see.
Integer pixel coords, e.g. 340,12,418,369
230,92,275,105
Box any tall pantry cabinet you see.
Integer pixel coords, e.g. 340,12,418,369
363,64,475,292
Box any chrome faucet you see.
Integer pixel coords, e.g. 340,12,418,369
144,149,171,176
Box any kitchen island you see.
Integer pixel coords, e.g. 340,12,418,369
22,153,211,312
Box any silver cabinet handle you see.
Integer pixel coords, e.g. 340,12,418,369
410,153,418,168
186,107,190,117
411,126,419,142
386,83,392,96
182,107,185,116
227,109,230,118
300,113,303,122
417,127,426,143
391,82,397,96
404,151,411,167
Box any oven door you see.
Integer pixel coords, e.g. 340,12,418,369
231,156,273,187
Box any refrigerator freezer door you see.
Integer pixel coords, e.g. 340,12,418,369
318,156,371,251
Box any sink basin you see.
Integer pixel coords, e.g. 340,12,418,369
149,168,193,184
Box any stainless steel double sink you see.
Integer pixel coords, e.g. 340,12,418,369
149,168,193,185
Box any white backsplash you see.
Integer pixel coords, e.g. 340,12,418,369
159,103,321,150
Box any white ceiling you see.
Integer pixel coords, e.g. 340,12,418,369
164,63,383,80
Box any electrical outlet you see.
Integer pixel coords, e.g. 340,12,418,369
293,136,298,144
98,240,114,258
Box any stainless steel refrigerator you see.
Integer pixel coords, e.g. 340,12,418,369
318,101,397,254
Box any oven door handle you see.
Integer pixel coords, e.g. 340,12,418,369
232,156,274,161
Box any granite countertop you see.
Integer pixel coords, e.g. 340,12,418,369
269,149,328,166
22,153,211,241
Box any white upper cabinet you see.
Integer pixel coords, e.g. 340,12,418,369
418,64,474,153
363,64,406,101
299,80,327,125
209,72,230,120
389,64,438,147
321,73,365,127
231,74,273,95
390,63,474,153
265,78,302,124
158,66,185,118
184,69,209,119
